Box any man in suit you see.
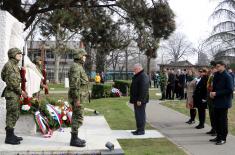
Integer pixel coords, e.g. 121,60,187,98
209,61,234,145
130,63,149,135
166,69,176,100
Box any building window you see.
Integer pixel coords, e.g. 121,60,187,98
28,49,41,62
46,50,54,59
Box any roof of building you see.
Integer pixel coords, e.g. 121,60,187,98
159,60,193,67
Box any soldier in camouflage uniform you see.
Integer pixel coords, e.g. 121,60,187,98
159,68,168,100
68,48,89,147
1,48,28,145
32,56,48,99
33,56,43,72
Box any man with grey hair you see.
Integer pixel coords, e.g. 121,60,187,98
130,63,149,135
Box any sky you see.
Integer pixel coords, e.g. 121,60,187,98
157,0,218,64
168,0,217,43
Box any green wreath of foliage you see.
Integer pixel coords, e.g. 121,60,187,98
20,97,68,130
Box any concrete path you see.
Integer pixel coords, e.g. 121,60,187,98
112,130,164,139
145,100,235,155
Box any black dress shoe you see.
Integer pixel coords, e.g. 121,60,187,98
216,140,226,145
206,129,216,135
185,120,195,124
133,131,145,135
206,130,213,134
211,133,217,136
185,120,191,124
195,125,204,129
209,137,219,142
131,130,138,135
188,121,195,124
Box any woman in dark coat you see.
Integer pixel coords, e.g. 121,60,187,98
193,68,209,129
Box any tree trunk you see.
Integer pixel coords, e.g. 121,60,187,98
147,56,151,76
112,60,117,81
54,52,61,84
96,50,106,73
84,45,93,77
112,69,116,81
125,49,128,80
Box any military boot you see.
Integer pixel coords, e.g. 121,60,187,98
13,130,23,141
5,128,20,145
6,127,23,141
70,133,86,147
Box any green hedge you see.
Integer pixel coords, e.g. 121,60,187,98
91,84,112,99
229,63,235,71
114,80,131,96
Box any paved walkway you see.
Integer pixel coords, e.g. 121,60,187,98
145,100,235,155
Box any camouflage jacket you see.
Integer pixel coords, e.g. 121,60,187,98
1,59,21,98
68,61,89,101
159,72,168,86
36,64,43,74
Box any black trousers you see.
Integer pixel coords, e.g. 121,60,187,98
166,85,175,99
190,109,196,121
166,85,170,99
179,86,185,99
197,107,206,125
134,103,146,132
214,108,228,141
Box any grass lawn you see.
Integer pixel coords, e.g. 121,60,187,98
119,138,186,155
85,97,153,130
161,99,235,135
149,88,161,100
45,93,186,155
48,83,68,91
47,82,114,91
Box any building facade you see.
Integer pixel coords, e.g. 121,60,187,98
27,41,77,83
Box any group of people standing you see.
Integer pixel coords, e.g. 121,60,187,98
157,61,234,145
159,68,187,100
185,61,234,145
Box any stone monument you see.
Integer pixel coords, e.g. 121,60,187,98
0,10,36,135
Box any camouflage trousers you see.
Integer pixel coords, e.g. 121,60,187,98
160,85,166,99
71,95,87,134
5,97,20,128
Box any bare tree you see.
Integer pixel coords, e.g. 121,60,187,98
161,33,194,62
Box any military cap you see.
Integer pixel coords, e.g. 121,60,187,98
33,56,42,64
73,48,87,60
8,48,22,59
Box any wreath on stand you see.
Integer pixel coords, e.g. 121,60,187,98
20,97,73,138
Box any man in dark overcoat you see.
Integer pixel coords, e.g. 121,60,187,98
130,63,149,135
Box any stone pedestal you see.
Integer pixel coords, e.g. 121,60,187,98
0,10,36,135
15,115,37,135
0,99,6,133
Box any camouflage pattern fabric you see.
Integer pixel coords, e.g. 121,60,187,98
68,49,89,134
1,48,22,128
159,71,167,98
